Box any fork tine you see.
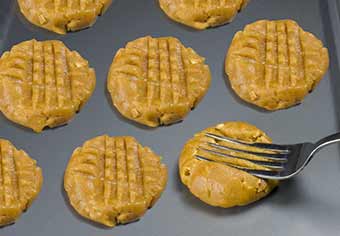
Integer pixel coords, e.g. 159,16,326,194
205,133,291,153
198,147,285,170
195,154,282,174
208,142,288,162
244,169,280,179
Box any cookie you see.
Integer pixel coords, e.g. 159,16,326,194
0,39,96,132
0,139,43,226
18,0,112,34
107,36,211,127
226,20,329,110
64,135,168,227
159,0,249,29
179,121,278,208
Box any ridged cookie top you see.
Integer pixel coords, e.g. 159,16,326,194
159,0,249,29
0,139,43,226
179,121,278,208
108,36,211,127
64,135,168,227
18,0,112,34
226,20,329,110
0,39,96,132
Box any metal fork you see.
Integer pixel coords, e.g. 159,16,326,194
195,132,340,180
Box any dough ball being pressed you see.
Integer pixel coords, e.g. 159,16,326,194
226,20,329,110
0,139,43,226
18,0,112,34
64,135,168,227
0,39,96,132
107,36,211,127
159,0,249,29
179,121,278,208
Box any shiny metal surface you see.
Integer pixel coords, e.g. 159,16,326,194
1,0,340,235
200,132,340,180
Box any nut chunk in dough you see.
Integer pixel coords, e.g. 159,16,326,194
226,20,329,110
0,139,43,226
64,135,168,227
179,121,278,208
159,0,249,29
0,39,96,132
107,36,211,127
17,0,112,34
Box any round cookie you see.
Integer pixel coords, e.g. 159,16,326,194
159,0,249,30
107,36,211,127
64,135,168,227
0,39,96,132
18,0,112,34
0,139,43,226
225,19,329,110
179,121,278,208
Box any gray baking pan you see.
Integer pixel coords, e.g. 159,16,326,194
1,0,340,235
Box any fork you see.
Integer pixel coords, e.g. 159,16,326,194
195,132,340,180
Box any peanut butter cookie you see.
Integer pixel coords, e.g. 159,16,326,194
107,36,211,127
0,39,96,132
0,139,43,226
64,135,168,227
159,0,249,29
226,20,329,110
179,121,278,207
18,0,112,34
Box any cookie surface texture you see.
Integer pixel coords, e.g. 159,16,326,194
64,135,168,227
159,0,249,29
18,0,112,34
226,19,329,110
179,121,278,208
0,139,43,226
0,39,96,132
107,36,211,127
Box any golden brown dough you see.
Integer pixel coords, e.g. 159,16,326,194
0,139,43,226
17,0,112,34
179,121,278,208
107,36,211,127
64,135,168,227
159,0,249,29
0,39,96,132
226,19,329,110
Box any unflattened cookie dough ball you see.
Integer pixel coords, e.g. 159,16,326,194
18,0,112,34
179,121,278,208
64,135,168,227
107,36,211,127
159,0,249,29
226,19,329,110
0,139,43,226
0,39,96,132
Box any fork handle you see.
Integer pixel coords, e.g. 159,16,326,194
303,132,340,166
315,132,340,151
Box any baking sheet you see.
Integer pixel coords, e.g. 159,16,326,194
1,0,340,235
